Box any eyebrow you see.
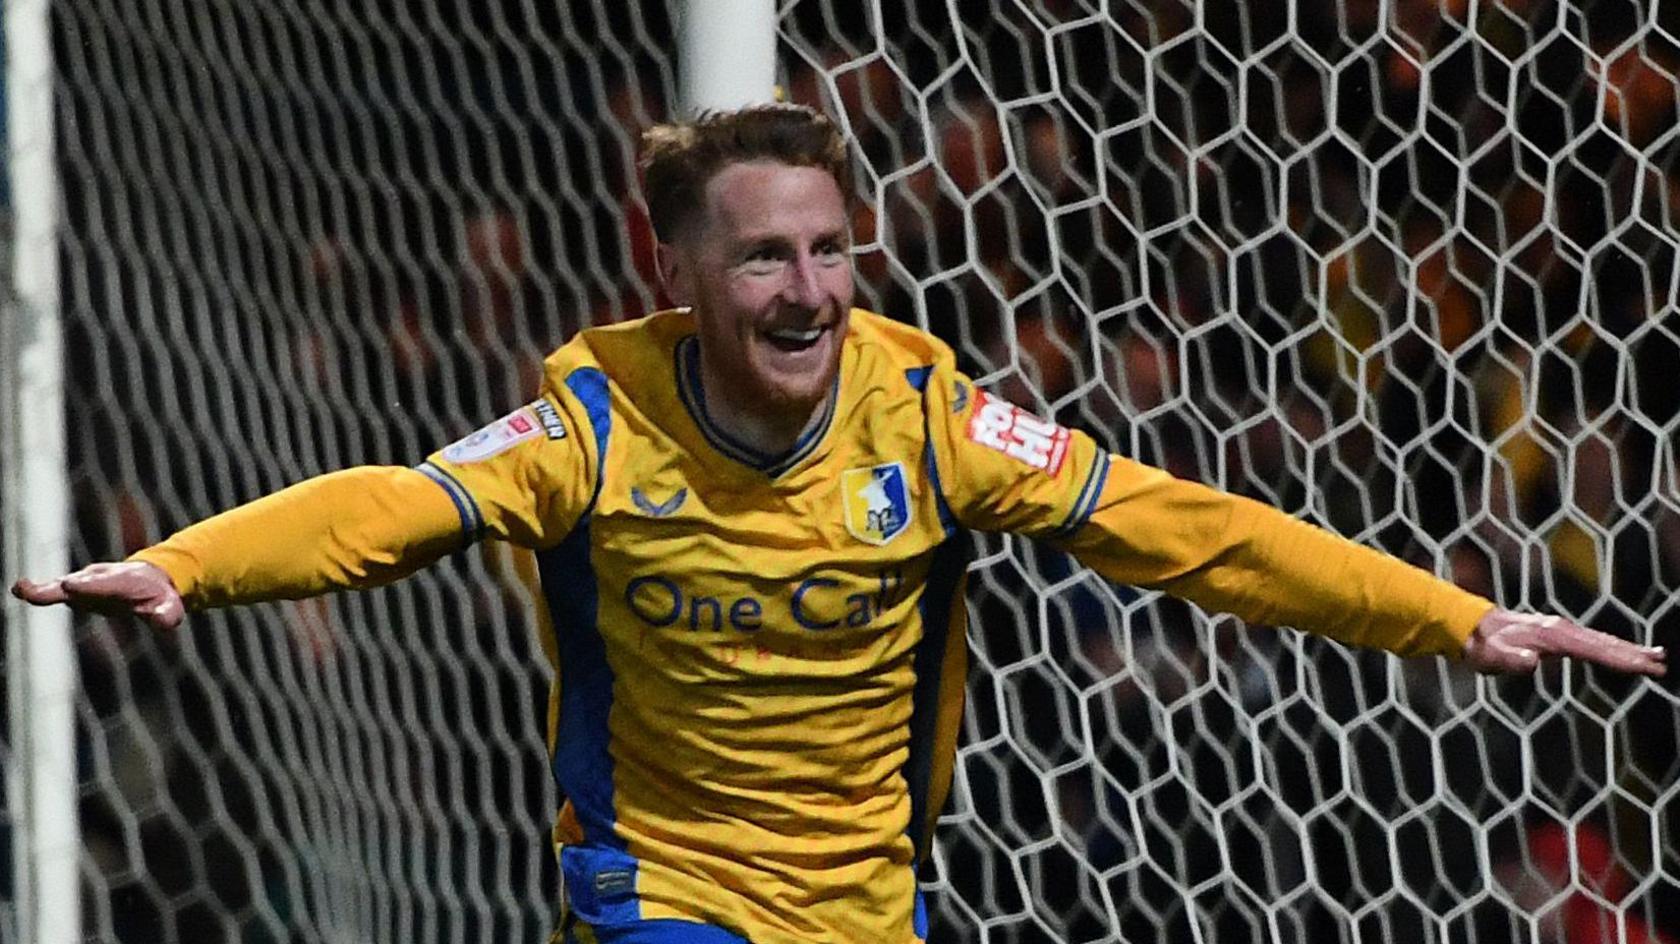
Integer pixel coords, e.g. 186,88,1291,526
734,228,849,247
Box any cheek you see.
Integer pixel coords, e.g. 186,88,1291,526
723,278,782,319
820,265,855,301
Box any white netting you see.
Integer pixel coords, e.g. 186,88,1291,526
775,2,1680,940
24,3,675,941
7,0,1680,942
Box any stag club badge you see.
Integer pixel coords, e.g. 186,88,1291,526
842,462,912,546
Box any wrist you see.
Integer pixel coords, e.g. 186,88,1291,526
126,546,195,608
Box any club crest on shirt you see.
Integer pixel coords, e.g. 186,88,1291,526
841,462,911,546
965,390,1071,476
442,403,546,464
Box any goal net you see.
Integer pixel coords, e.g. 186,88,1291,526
8,0,1679,941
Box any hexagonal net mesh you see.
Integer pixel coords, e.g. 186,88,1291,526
775,2,1680,941
11,0,1679,942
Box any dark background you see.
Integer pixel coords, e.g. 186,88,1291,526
2,0,1677,941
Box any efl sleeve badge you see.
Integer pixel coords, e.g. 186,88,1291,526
441,404,545,464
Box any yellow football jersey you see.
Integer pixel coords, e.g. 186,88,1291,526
134,306,1491,944
420,309,1023,943
413,308,1491,943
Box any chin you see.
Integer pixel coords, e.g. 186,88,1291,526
755,376,831,413
748,350,842,415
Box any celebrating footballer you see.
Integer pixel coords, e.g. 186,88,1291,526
15,105,1667,944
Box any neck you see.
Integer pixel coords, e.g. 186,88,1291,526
697,348,828,458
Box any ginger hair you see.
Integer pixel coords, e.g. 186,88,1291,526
639,104,853,242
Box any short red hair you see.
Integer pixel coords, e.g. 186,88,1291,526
639,104,853,243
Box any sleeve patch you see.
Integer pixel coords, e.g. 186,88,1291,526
965,390,1071,476
442,401,557,464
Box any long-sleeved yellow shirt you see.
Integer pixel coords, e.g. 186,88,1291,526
132,309,1493,943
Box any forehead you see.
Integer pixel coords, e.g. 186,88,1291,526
698,161,847,241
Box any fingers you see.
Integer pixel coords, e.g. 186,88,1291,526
1477,610,1668,678
1522,619,1667,677
11,577,70,605
1466,609,1668,677
138,594,185,632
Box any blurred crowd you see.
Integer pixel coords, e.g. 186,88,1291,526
14,0,1680,941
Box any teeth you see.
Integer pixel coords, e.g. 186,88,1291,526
768,328,823,342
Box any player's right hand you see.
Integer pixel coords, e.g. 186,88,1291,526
11,561,185,630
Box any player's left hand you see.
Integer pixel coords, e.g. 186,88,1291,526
1462,608,1667,676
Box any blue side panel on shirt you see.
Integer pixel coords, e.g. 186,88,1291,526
905,537,969,857
539,366,641,919
540,522,621,850
905,358,965,867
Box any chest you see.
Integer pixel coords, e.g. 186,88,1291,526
578,416,948,659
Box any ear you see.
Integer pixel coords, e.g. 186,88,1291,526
655,242,693,307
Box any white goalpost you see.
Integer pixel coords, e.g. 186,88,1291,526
2,0,77,940
6,0,1679,942
678,0,778,114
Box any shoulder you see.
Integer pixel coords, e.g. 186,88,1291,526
539,309,694,393
845,309,959,395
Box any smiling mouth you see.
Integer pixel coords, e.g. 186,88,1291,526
763,325,829,353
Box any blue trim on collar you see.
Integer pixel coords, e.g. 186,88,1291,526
674,334,838,477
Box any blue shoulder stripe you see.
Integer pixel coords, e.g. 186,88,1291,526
565,367,613,514
415,460,483,545
912,364,955,535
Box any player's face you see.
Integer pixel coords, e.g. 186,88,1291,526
662,161,854,418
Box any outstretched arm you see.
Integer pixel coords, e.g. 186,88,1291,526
13,386,595,626
918,353,1664,678
1060,454,1666,677
11,465,464,622
12,377,602,627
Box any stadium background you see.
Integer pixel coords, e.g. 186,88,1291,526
2,0,1678,941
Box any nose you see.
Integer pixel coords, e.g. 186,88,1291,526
783,251,825,309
